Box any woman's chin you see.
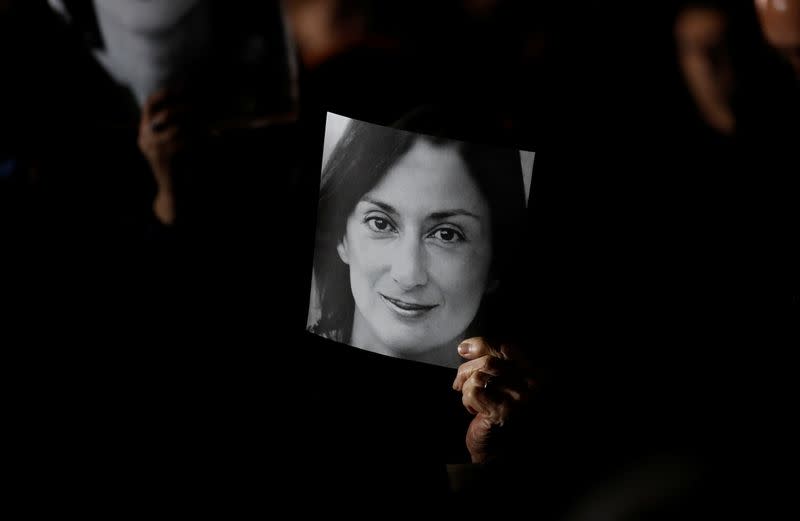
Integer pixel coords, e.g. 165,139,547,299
379,337,447,359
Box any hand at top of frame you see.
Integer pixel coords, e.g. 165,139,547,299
452,337,537,464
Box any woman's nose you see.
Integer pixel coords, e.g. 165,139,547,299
390,236,428,290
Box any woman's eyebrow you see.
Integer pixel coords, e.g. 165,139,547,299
360,197,398,215
360,197,482,221
428,210,482,221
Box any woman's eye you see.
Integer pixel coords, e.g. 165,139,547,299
430,227,465,243
366,217,395,233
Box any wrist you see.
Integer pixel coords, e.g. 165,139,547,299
151,162,175,191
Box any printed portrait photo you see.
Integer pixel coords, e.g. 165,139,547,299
307,112,534,369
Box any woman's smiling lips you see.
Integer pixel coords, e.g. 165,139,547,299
379,293,438,318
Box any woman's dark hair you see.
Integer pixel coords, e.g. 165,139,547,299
310,112,528,343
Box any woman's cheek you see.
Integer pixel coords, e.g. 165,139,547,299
354,232,394,278
429,246,478,294
454,245,492,300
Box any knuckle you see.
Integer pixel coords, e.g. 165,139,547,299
462,392,474,409
464,381,483,401
506,388,523,403
463,384,476,400
498,403,511,423
468,371,484,386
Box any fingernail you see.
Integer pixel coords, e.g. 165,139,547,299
458,341,472,355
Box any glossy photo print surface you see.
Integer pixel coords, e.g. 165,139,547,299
307,113,534,369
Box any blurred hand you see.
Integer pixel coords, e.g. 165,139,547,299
453,337,536,463
137,88,192,225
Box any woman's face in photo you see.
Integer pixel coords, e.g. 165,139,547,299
337,139,493,359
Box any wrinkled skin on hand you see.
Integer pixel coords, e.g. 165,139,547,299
453,337,536,463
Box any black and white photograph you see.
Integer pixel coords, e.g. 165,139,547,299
307,113,533,368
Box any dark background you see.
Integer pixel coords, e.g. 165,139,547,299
2,0,796,517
